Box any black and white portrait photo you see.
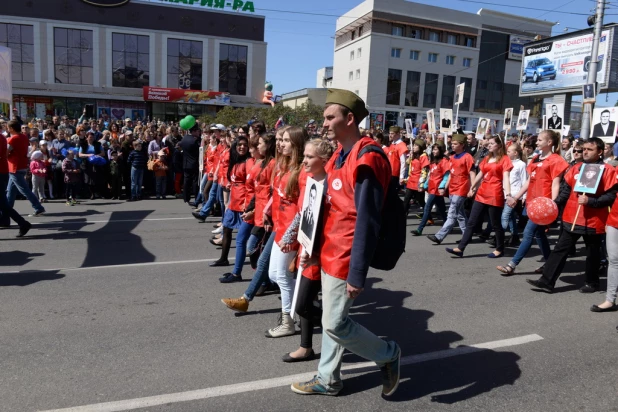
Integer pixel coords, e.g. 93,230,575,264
503,108,513,131
545,103,563,131
583,84,596,104
298,177,324,254
440,108,453,133
476,118,489,136
517,110,530,131
574,163,604,194
591,108,617,142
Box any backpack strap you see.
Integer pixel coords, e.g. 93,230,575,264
357,144,389,163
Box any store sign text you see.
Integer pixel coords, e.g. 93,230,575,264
159,0,255,12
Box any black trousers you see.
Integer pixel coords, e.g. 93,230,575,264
458,200,504,252
403,188,425,216
183,168,198,203
541,227,603,287
123,169,131,199
294,275,322,349
110,176,122,199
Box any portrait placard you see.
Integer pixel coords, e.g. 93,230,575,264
439,108,453,133
298,177,324,256
503,108,513,131
591,107,618,143
574,163,605,194
545,103,564,132
517,110,530,131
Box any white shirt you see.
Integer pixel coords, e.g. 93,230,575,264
509,158,527,200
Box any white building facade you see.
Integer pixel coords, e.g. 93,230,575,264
332,0,554,132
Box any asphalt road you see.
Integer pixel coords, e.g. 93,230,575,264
1,198,617,412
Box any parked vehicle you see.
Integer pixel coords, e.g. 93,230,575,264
522,58,556,83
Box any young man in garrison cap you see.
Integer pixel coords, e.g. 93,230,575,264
388,125,409,185
427,134,475,245
291,89,401,397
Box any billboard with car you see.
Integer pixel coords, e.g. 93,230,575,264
519,27,614,96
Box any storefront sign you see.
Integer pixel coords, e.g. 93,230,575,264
159,0,255,13
81,0,130,6
143,87,231,106
508,35,534,61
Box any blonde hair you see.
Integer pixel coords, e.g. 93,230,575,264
306,138,335,161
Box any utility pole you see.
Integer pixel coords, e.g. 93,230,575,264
580,0,606,140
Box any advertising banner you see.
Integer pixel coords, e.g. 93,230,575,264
519,28,613,96
0,46,12,105
143,87,230,106
508,35,534,61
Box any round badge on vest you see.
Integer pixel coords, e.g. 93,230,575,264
332,178,342,191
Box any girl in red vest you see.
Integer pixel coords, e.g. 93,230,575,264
280,138,334,362
411,144,449,236
447,135,513,258
266,126,307,338
209,135,249,266
403,139,429,216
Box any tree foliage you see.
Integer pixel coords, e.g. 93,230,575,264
199,102,324,128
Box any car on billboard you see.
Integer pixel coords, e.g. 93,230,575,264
522,57,557,83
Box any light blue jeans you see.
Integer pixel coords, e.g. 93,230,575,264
317,271,399,392
6,169,44,213
199,182,219,217
243,232,274,302
435,195,467,241
508,210,550,267
131,167,144,198
232,221,254,276
501,204,518,237
268,241,296,313
605,226,618,303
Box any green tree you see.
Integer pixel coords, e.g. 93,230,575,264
200,101,325,129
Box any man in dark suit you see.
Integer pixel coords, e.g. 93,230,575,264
441,116,451,130
547,105,562,130
592,109,616,137
504,109,512,127
300,184,317,239
583,84,595,100
179,123,201,204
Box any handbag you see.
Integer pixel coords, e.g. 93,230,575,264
147,159,156,171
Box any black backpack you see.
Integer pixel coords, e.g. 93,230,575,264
357,145,406,270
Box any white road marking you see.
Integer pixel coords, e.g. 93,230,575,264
30,217,196,225
2,258,232,274
40,334,543,412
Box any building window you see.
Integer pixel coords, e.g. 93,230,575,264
429,31,440,42
463,58,472,67
358,25,364,36
459,77,472,111
357,48,362,58
407,28,422,39
351,30,356,40
446,55,455,65
219,43,248,96
54,28,93,85
350,50,354,60
391,48,401,58
349,71,353,81
392,25,403,36
441,75,456,107
477,80,487,89
0,24,34,82
167,38,202,90
428,53,438,63
475,99,486,109
410,50,419,60
405,71,420,107
355,69,360,79
386,68,402,105
465,37,475,47
112,32,149,88
447,34,457,45
424,73,438,108
493,81,504,91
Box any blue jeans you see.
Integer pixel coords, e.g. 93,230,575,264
247,233,260,255
155,176,166,197
0,173,27,227
317,271,399,392
6,169,44,213
508,211,550,267
232,221,254,276
417,193,447,233
199,182,219,217
195,173,209,204
131,167,144,198
243,232,274,301
501,205,518,237
435,195,467,241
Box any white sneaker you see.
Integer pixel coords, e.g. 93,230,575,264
265,313,295,338
212,226,223,234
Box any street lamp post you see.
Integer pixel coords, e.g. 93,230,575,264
581,0,606,140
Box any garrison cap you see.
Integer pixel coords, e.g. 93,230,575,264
452,134,466,143
326,89,369,122
413,139,426,150
389,126,401,133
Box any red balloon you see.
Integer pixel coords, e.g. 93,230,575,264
527,197,558,226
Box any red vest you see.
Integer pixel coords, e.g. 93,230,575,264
448,153,474,197
563,162,616,234
273,166,306,244
476,156,513,207
206,144,218,179
427,158,450,195
526,153,569,202
254,159,275,228
606,168,618,228
244,160,263,225
319,137,391,281
386,146,401,178
218,149,230,187
228,162,247,212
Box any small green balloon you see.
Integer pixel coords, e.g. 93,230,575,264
180,115,196,130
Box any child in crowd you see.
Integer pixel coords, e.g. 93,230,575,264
152,149,168,199
39,140,54,199
62,149,81,206
109,151,123,200
30,150,48,202
127,140,148,201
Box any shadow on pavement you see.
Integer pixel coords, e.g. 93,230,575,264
0,270,65,286
40,209,105,217
0,251,45,266
337,277,521,403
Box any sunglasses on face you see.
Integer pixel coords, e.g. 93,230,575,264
573,149,583,153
